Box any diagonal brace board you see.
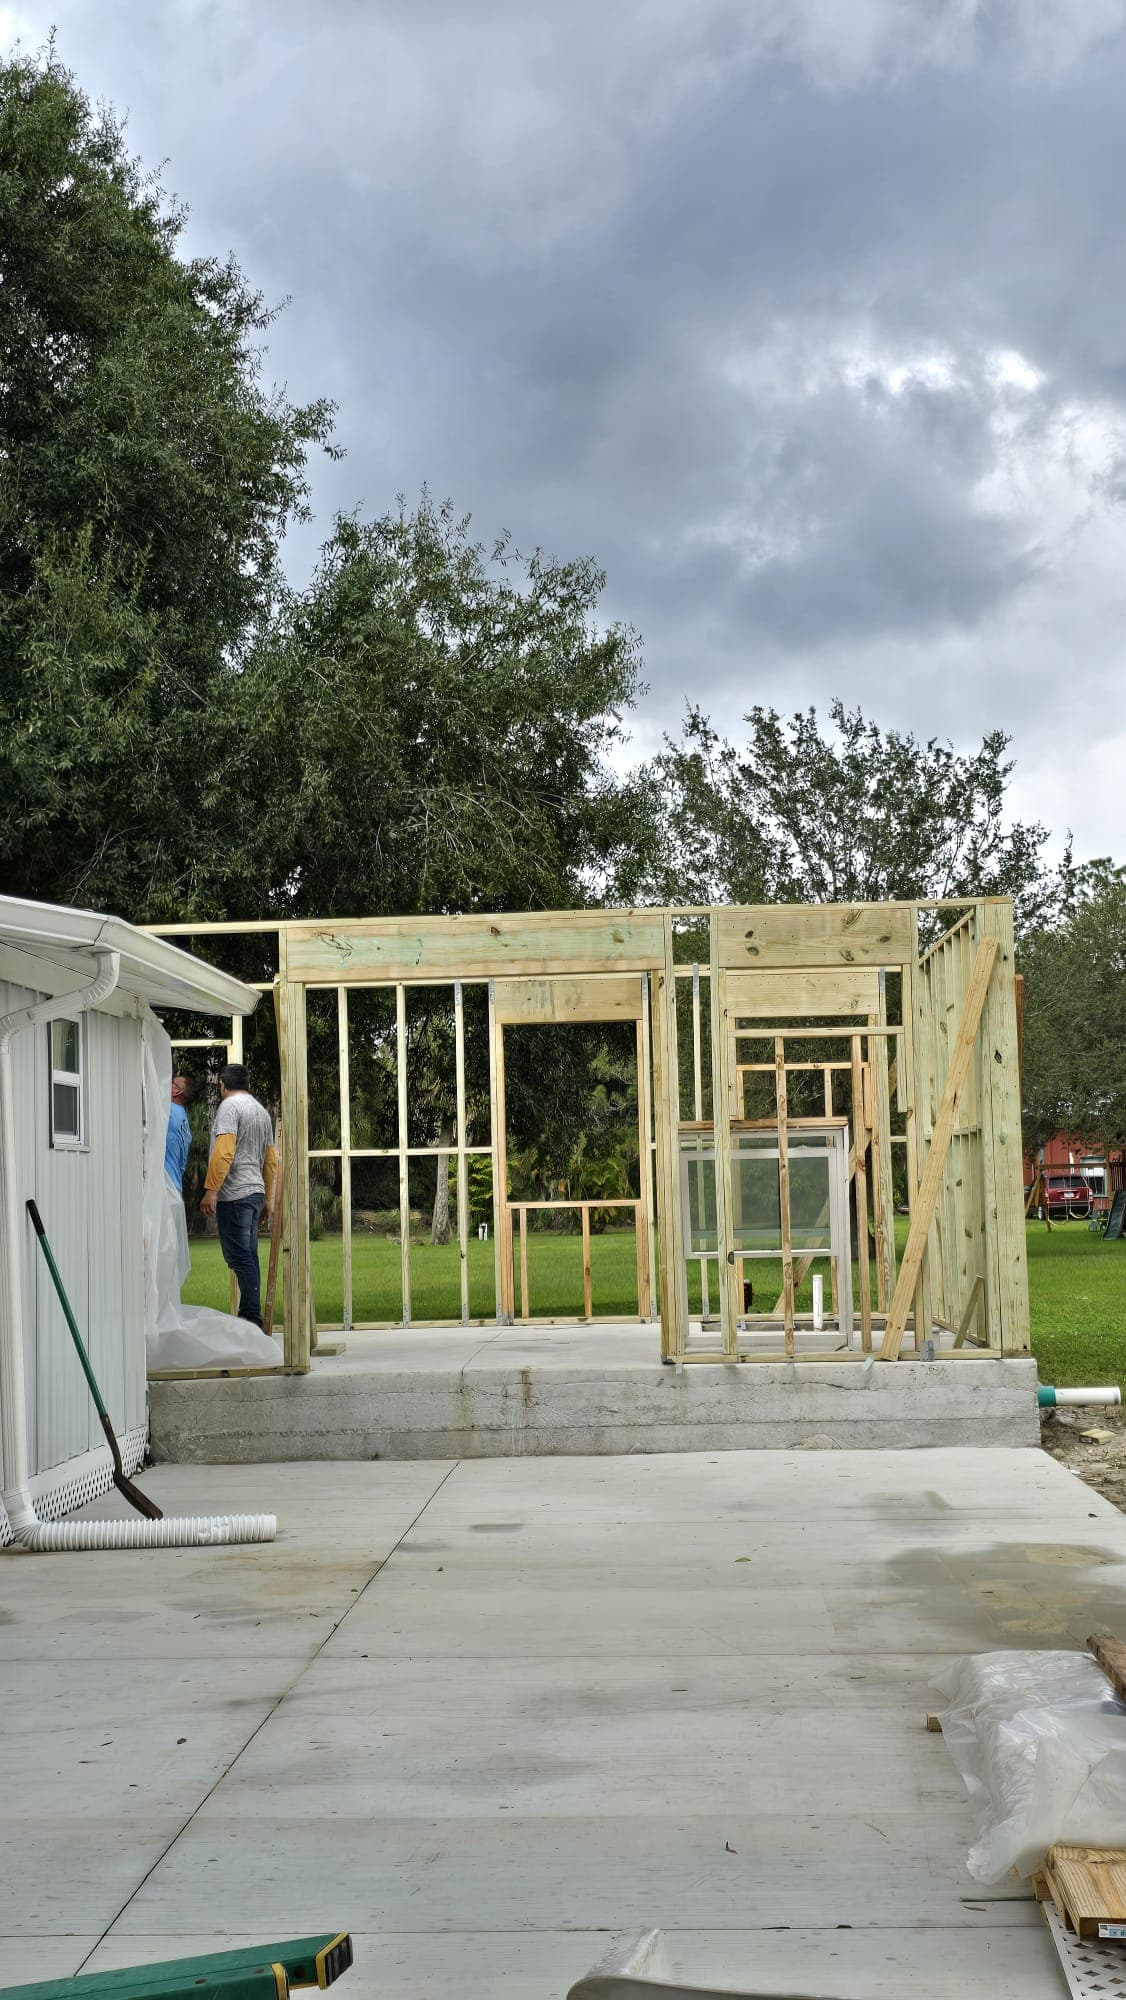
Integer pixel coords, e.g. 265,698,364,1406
880,936,998,1360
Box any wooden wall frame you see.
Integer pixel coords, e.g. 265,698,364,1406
147,900,1031,1374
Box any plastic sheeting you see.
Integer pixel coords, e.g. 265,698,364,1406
932,1649,1126,1881
141,1011,281,1372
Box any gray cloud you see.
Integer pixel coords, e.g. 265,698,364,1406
7,0,1126,855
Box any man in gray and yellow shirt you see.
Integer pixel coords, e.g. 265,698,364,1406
199,1064,278,1329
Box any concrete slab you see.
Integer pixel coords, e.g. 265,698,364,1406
1,1450,1097,1996
0,1461,455,1661
114,1806,1037,1934
0,1939,105,1985
0,1659,308,1816
190,1677,951,1820
0,1815,187,1937
149,1331,1040,1461
402,1444,1093,1515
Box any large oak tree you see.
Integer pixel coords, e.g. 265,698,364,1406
0,47,334,920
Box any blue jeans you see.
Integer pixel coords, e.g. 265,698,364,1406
216,1196,264,1326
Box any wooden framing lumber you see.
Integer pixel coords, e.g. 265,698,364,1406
654,920,688,1361
395,983,411,1326
492,974,643,1024
518,1208,530,1320
953,1273,985,1347
851,1033,872,1352
454,980,470,1326
716,902,915,969
775,1035,795,1359
1039,1846,1126,1940
900,945,932,1348
880,937,999,1359
152,894,1027,1372
487,980,509,1322
709,930,738,1358
274,953,311,1371
635,993,655,1319
284,910,666,984
691,963,712,1321
979,901,1032,1353
1087,1631,1126,1702
726,968,881,1018
870,987,898,1312
337,986,352,1333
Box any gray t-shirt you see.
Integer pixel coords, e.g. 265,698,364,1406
212,1092,274,1203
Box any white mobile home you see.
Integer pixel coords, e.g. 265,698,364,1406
0,896,258,1543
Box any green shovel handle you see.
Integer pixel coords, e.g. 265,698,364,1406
26,1198,111,1426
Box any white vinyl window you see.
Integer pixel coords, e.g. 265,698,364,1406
48,1017,85,1148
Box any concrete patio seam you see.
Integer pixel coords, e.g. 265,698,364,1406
73,1460,461,1971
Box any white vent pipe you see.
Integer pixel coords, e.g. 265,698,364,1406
0,946,275,1550
1038,1385,1121,1409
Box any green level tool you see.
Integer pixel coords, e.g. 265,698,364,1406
26,1197,162,1521
0,1933,353,2000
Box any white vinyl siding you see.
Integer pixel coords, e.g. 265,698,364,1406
0,980,146,1501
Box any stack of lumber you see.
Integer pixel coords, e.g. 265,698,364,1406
1029,1634,1126,1943
1034,1845,1126,1942
1089,1631,1126,1704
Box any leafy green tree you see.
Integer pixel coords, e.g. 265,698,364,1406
0,45,335,919
625,700,1054,930
1021,861,1126,1151
239,497,645,918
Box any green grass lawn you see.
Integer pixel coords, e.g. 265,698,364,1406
182,1218,1124,1385
1025,1222,1126,1392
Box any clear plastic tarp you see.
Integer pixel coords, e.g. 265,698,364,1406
141,1010,281,1372
931,1649,1126,1881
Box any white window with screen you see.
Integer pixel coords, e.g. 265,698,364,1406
48,1017,85,1148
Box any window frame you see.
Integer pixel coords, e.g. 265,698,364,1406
48,1015,87,1150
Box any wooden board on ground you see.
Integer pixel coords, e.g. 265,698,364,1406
1037,1845,1126,1941
1088,1631,1126,1704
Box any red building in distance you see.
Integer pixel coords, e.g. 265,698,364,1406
1022,1134,1125,1218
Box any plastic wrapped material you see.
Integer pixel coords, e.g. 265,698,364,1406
932,1650,1126,1882
141,1011,281,1373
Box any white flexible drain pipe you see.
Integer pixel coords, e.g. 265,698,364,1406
11,1511,277,1550
0,944,275,1551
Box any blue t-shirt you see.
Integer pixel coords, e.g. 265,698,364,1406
165,1101,192,1189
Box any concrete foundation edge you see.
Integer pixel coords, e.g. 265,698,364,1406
149,1356,1041,1462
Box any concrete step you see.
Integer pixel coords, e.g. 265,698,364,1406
148,1330,1040,1461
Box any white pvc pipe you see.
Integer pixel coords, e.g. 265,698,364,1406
812,1273,824,1331
9,1510,277,1550
0,946,275,1551
1040,1386,1121,1408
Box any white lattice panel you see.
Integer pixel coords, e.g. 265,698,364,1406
1045,1903,1126,1999
0,1426,148,1547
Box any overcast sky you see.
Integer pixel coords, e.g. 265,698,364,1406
7,0,1126,861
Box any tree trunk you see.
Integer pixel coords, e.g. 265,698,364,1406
431,1123,453,1245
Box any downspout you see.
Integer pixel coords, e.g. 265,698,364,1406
1,946,274,1550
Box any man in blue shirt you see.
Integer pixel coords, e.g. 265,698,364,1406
165,1074,197,1189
